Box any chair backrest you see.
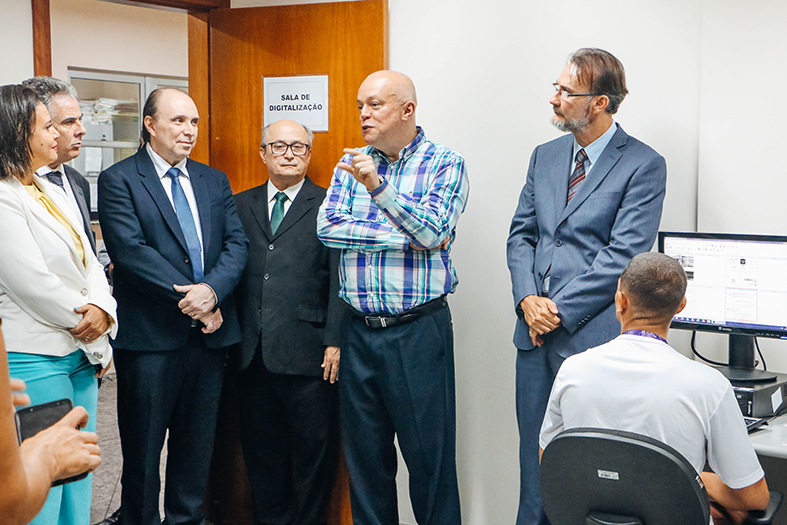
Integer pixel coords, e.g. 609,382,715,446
540,427,710,525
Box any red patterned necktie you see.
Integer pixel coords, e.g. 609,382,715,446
567,148,588,203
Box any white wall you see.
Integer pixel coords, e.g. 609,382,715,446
0,0,34,84
695,0,787,370
49,0,187,82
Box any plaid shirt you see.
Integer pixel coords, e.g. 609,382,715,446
317,128,469,314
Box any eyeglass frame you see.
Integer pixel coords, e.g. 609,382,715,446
264,141,311,157
552,83,602,101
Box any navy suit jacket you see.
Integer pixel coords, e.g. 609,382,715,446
507,124,667,357
234,177,344,374
98,148,248,351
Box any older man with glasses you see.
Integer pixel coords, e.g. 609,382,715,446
506,48,668,525
234,118,345,525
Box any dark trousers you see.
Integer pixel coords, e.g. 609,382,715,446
236,352,337,525
515,346,565,525
115,329,226,525
340,303,461,525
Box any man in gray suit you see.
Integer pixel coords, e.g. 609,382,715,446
22,77,110,268
234,119,343,525
506,48,667,525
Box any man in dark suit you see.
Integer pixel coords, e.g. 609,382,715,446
22,77,105,262
234,119,342,525
98,88,248,525
506,48,667,525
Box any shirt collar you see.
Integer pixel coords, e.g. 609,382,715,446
35,164,63,178
146,144,189,179
369,126,426,165
267,177,305,203
573,121,617,169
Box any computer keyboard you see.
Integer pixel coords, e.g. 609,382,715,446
744,416,768,433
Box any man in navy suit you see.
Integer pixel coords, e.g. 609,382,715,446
234,119,343,525
506,48,667,525
98,88,248,525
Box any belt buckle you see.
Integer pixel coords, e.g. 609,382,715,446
364,315,387,328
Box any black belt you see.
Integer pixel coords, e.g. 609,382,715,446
352,296,447,329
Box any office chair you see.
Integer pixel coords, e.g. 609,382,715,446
539,427,782,525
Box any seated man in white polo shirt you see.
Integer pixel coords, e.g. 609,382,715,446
539,252,769,524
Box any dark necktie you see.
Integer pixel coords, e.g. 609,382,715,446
270,191,288,234
567,148,588,203
45,170,65,190
166,167,203,281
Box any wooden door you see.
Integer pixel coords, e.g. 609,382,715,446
189,2,387,524
199,0,387,191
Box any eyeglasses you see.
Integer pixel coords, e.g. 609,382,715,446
265,141,310,156
552,83,600,101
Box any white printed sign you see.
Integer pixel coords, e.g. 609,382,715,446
263,75,329,132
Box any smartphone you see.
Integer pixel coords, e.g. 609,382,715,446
14,398,89,486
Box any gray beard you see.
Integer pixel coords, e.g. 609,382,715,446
551,113,590,134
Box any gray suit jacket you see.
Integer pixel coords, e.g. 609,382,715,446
506,124,667,357
63,164,97,255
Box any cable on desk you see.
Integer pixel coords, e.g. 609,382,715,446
755,337,767,371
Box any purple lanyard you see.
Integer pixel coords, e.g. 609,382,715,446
622,330,667,345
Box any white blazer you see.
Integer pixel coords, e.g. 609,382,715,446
0,176,117,367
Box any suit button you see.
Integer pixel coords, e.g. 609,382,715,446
554,239,563,247
264,273,270,281
185,257,190,264
80,288,88,296
268,244,274,251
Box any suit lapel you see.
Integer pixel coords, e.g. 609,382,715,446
64,166,95,252
248,183,273,242
551,139,573,226
137,150,190,252
558,125,626,225
14,178,84,269
187,159,212,256
270,178,315,241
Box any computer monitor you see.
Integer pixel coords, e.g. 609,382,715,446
658,231,787,383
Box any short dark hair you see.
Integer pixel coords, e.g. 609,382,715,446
141,87,188,145
21,76,78,118
568,48,629,114
0,84,43,180
620,252,687,320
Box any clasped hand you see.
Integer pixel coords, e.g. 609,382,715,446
521,295,561,347
173,283,223,334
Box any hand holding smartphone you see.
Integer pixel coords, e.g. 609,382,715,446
15,399,91,485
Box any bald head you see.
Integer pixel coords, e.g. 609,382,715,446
356,70,419,160
362,70,417,106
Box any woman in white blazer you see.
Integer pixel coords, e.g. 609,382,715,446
0,85,117,525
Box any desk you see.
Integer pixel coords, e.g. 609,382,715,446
749,415,787,525
751,415,787,459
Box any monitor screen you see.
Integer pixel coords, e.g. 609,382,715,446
658,232,787,339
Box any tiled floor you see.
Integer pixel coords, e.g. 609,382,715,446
90,373,167,524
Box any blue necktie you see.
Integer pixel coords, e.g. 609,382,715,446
45,170,65,189
270,191,288,234
166,167,203,282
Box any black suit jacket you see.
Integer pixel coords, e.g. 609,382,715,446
98,148,248,351
234,176,344,375
63,164,97,254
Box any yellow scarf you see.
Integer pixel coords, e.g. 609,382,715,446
24,180,86,268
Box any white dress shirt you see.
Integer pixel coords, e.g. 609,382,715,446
146,144,205,256
267,178,305,221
